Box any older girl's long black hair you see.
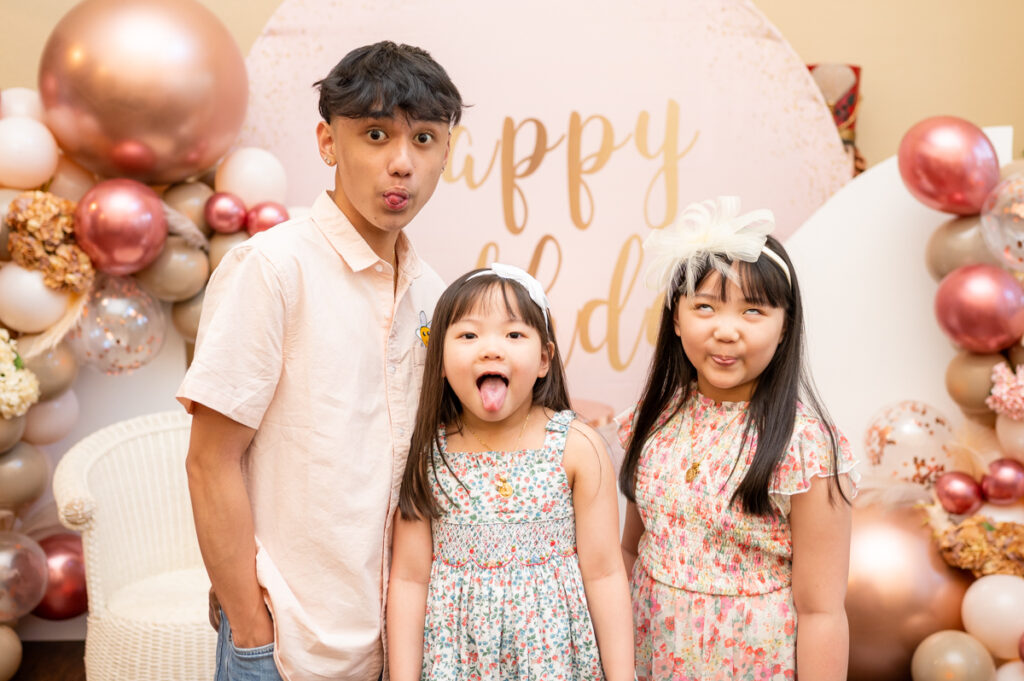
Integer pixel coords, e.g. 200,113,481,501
399,269,571,520
618,235,847,515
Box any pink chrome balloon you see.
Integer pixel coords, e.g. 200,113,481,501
32,533,87,620
898,116,1000,215
75,179,168,275
37,0,248,185
981,458,1024,504
934,265,1024,353
204,192,247,234
245,202,289,236
935,472,985,515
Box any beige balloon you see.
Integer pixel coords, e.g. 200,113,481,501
134,235,210,302
0,625,21,681
0,442,48,513
961,574,1024,659
47,155,96,201
997,661,1024,681
172,288,205,342
946,352,1005,416
23,343,78,402
0,188,22,261
1009,344,1024,368
911,630,995,681
996,413,1024,458
1001,160,1024,180
0,416,25,454
164,182,214,236
926,215,1001,281
208,232,249,270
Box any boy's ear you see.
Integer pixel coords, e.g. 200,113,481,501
537,341,554,378
316,120,336,163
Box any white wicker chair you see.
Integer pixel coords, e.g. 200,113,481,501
53,410,216,681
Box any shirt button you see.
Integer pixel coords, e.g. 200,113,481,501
374,264,383,272
397,427,406,438
388,365,396,375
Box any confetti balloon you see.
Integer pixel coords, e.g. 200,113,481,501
981,176,1024,271
69,274,166,375
0,531,48,621
863,401,956,494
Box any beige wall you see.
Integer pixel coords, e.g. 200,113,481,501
2,0,1022,168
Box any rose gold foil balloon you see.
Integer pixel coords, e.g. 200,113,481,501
31,533,86,620
935,265,1024,353
0,442,49,514
204,192,247,234
75,179,168,275
23,343,77,402
926,216,1001,282
0,531,48,621
0,625,20,681
935,472,985,515
945,352,1005,418
962,574,1024,659
134,235,210,302
981,458,1024,504
911,630,995,681
172,288,205,342
847,505,972,681
37,0,248,184
898,116,1000,215
245,202,289,236
163,182,214,236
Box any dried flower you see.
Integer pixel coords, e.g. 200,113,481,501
5,190,94,294
986,362,1024,421
938,514,1024,577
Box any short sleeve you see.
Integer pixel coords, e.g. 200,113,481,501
769,414,860,516
176,244,288,429
614,406,637,449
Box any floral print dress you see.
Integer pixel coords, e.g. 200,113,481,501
618,390,858,681
422,409,605,681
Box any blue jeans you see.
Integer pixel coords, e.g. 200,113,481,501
215,608,283,681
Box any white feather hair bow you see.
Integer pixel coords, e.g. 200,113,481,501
643,196,776,305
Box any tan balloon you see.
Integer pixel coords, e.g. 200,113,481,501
134,236,210,302
1010,344,1024,369
997,661,1024,681
996,414,1024,459
0,416,26,454
0,188,22,261
208,232,249,271
164,182,214,236
0,625,21,681
961,574,1024,659
23,343,78,402
847,505,972,681
926,215,1001,281
911,630,995,681
1001,160,1024,180
0,442,49,513
172,288,205,342
946,352,1005,416
37,0,248,185
47,155,96,202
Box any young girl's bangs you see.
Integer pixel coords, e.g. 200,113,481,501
446,276,548,337
676,255,791,310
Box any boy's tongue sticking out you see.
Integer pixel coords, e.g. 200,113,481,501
478,375,508,412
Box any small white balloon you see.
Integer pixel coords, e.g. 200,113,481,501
22,389,79,446
0,87,43,121
998,661,1024,681
47,155,96,202
0,118,59,189
215,147,287,208
978,501,1024,525
0,263,70,333
962,574,1024,659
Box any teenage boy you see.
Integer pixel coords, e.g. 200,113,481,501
179,42,464,681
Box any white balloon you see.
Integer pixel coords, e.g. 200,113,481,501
978,501,1024,525
22,389,79,446
47,155,96,202
0,87,43,121
998,661,1024,681
962,574,1024,660
0,118,59,189
215,147,287,208
0,263,69,333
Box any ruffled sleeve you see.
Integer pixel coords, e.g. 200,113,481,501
769,408,860,516
614,406,637,449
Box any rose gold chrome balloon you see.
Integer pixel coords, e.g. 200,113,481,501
935,472,984,515
37,0,248,184
846,505,972,681
204,192,247,234
245,202,289,236
75,179,168,275
32,533,87,620
934,265,1024,353
981,458,1024,504
898,116,1000,215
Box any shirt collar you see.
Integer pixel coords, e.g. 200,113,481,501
310,191,423,279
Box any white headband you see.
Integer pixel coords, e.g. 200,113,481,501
467,263,550,326
643,196,791,306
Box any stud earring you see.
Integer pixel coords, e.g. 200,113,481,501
322,156,335,166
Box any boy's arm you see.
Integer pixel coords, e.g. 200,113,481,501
387,511,433,681
790,475,853,681
621,501,644,578
185,403,273,648
566,424,635,681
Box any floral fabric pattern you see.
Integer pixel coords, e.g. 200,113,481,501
618,389,858,680
422,409,605,681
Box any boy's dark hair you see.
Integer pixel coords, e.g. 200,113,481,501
314,41,464,126
399,270,571,520
618,235,849,516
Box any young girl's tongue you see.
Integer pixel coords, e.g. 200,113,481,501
478,376,507,412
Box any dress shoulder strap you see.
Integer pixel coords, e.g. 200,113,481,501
541,409,577,458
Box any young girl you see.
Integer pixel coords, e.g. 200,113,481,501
618,198,858,681
387,264,635,681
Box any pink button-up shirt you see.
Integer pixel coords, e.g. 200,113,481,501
178,191,444,681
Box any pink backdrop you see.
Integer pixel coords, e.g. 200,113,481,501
240,0,850,409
